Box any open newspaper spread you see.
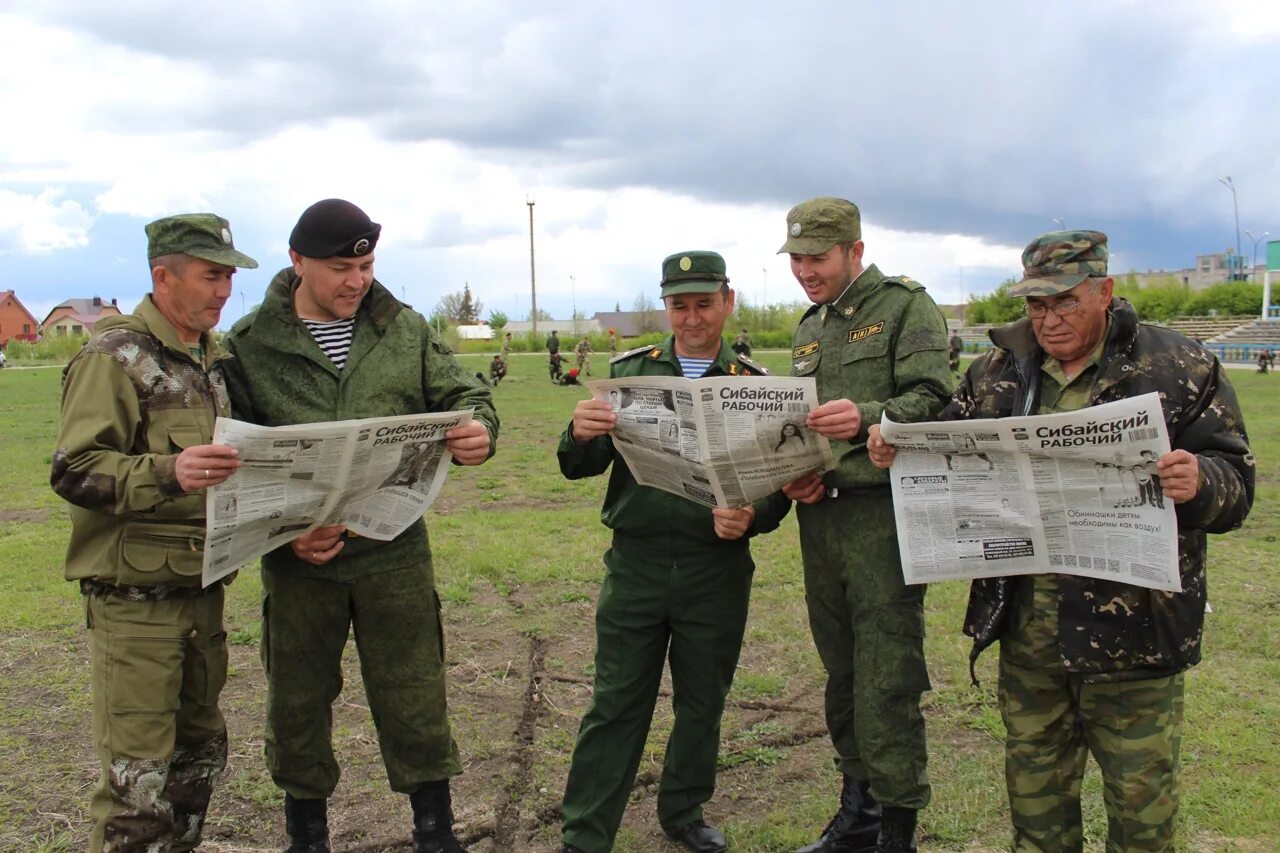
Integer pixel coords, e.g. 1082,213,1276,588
202,411,469,587
586,375,833,508
879,392,1179,591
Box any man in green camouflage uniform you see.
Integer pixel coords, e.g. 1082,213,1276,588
868,231,1254,852
221,199,498,853
558,251,791,853
778,198,953,853
51,214,257,851
576,335,594,376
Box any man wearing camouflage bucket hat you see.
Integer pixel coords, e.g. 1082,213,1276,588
867,230,1254,850
777,197,953,853
557,251,791,853
51,213,257,851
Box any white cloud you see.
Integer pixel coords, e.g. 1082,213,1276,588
0,190,93,254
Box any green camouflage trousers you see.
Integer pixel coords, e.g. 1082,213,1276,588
1000,574,1185,852
261,560,461,800
796,489,931,809
86,588,229,852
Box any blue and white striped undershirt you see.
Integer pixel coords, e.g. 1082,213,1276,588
676,356,714,378
302,317,356,370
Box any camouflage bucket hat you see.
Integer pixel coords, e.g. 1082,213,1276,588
145,213,259,268
778,197,861,255
1010,230,1108,297
660,250,729,296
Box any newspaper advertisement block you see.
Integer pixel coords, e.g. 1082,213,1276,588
202,411,469,587
880,392,1179,591
586,375,833,508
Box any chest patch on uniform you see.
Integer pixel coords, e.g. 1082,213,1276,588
848,322,885,343
793,340,820,358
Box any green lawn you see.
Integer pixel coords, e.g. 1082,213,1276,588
0,352,1275,852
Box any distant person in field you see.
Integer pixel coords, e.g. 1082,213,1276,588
51,213,255,851
869,229,1253,852
556,250,789,853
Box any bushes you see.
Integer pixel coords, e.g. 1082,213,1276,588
3,335,90,365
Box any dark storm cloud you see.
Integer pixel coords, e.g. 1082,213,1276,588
25,1,1280,270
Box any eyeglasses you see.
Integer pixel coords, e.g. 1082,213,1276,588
1024,298,1086,318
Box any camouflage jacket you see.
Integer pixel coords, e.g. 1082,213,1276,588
51,296,231,587
791,264,953,490
222,268,499,581
558,337,791,548
950,298,1253,682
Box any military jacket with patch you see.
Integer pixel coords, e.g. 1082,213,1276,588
790,264,952,489
558,336,791,546
52,296,231,587
949,298,1254,682
221,268,499,581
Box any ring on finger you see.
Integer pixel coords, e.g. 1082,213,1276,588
204,468,210,479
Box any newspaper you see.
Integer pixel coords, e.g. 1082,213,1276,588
586,375,833,508
202,411,469,587
880,392,1180,591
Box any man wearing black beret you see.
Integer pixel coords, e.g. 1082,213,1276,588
222,199,499,853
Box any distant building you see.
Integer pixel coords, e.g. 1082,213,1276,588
1120,251,1266,291
40,296,122,338
0,290,40,348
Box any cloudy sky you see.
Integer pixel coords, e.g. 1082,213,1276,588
3,0,1278,328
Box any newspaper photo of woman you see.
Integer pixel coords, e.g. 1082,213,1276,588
774,422,807,453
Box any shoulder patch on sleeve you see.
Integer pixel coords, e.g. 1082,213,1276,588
611,344,655,364
883,275,926,292
737,354,769,376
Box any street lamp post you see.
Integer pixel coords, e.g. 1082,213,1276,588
1218,176,1241,279
1245,229,1269,281
570,274,577,336
527,196,538,335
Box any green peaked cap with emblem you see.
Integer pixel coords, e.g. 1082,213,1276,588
1009,229,1108,297
145,213,259,268
778,196,861,255
659,250,729,296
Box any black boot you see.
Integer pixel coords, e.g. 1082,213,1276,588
410,780,464,853
795,775,881,853
875,807,917,853
283,794,330,853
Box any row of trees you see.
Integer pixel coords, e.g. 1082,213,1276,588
966,278,1268,325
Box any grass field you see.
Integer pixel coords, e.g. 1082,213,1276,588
0,352,1276,852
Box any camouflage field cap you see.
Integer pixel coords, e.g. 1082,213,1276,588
659,250,730,297
145,213,259,268
1010,230,1109,297
777,197,861,255
289,198,382,259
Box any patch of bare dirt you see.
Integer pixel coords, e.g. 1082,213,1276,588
0,508,49,523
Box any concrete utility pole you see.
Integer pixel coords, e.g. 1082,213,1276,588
1218,176,1241,279
527,195,538,335
1245,229,1269,281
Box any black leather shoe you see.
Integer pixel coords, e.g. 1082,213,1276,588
283,794,330,853
794,775,880,853
410,781,464,853
874,807,917,853
664,819,727,853
560,846,586,853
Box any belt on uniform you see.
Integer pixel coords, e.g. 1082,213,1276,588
80,578,216,601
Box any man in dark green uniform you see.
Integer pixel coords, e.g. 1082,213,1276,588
558,251,791,853
221,199,498,853
52,213,256,851
779,198,953,853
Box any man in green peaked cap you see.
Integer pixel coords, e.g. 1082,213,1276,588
51,212,257,851
221,198,497,853
557,250,791,853
778,197,953,853
867,229,1253,851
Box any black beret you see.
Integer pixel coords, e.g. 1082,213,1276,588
289,198,381,259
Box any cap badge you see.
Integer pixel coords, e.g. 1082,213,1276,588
221,228,232,244
353,238,371,255
790,223,802,237
679,256,692,271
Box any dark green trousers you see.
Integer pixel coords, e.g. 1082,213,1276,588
796,489,931,809
1001,574,1184,852
261,561,461,800
561,536,754,853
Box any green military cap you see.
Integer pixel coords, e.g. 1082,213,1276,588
145,213,259,268
659,250,730,296
777,196,861,255
1010,230,1109,297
